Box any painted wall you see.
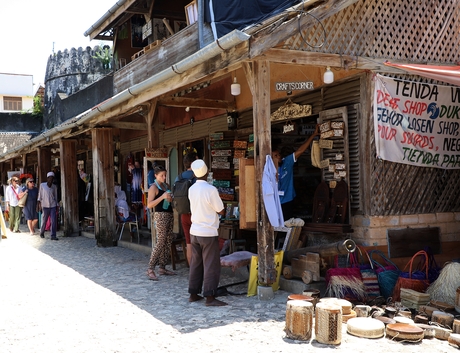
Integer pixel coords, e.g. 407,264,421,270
0,73,34,112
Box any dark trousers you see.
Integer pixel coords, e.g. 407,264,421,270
188,235,221,297
41,207,57,237
281,201,294,221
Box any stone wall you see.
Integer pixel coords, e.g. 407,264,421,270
352,213,460,246
0,113,42,132
44,46,112,129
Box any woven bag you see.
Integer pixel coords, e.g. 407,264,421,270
392,250,430,302
326,255,366,302
369,250,400,300
350,246,381,299
18,191,28,207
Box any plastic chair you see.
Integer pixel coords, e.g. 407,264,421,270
115,207,140,243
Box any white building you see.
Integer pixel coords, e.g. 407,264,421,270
0,73,34,112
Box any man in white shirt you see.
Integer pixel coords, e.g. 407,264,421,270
188,160,227,307
37,172,59,240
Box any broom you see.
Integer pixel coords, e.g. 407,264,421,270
426,262,460,306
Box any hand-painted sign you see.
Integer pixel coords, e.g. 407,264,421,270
374,74,460,169
275,82,314,91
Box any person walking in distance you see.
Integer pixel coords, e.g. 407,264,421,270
188,159,227,307
5,176,27,233
23,178,39,235
37,172,59,240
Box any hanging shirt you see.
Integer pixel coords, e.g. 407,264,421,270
262,155,284,227
278,152,296,204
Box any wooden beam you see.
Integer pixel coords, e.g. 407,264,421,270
59,140,79,236
242,61,255,96
87,0,137,40
147,99,157,149
251,60,277,286
82,42,250,123
37,148,51,185
250,0,360,58
158,97,235,110
91,128,115,247
260,48,356,68
125,7,150,14
103,122,148,130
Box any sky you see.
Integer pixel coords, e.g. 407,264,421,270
0,0,116,90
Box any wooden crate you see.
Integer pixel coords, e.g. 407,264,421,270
131,49,145,61
144,40,162,54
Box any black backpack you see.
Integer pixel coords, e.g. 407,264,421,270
172,173,193,214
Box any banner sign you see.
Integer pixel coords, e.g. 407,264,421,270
374,74,460,169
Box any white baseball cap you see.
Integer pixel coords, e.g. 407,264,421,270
47,172,55,178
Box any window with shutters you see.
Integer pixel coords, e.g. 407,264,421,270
3,96,22,111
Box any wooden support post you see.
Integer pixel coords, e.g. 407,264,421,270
59,139,79,236
22,154,26,173
37,148,52,185
147,100,158,149
91,128,115,247
248,60,276,286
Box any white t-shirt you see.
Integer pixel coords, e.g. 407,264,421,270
189,180,224,237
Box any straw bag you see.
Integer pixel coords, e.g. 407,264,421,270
392,250,430,302
18,192,28,207
369,250,400,300
311,141,321,168
326,255,366,302
350,246,381,299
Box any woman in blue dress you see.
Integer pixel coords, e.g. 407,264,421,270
22,178,39,235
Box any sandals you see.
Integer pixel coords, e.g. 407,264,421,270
146,269,158,281
159,268,176,276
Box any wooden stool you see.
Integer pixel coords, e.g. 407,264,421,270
170,237,188,270
315,301,342,345
285,300,313,341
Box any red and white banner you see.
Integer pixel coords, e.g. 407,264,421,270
374,74,460,169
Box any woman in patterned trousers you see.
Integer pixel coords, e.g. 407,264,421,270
146,165,176,280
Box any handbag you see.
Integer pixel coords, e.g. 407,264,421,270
392,250,430,302
18,191,28,207
350,246,381,299
418,246,441,283
12,185,27,208
369,250,400,300
326,254,366,302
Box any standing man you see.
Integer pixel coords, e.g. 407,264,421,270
188,159,227,307
5,176,27,233
174,151,198,266
37,171,59,240
271,124,320,220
